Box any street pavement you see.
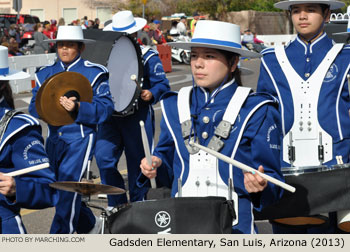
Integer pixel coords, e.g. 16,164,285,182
14,58,273,234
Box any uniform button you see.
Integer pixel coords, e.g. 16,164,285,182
202,132,208,139
59,132,62,136
299,127,303,131
299,121,303,126
307,121,311,126
202,116,210,124
305,73,310,78
306,58,310,62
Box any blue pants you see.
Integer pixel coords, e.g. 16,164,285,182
47,134,95,234
95,106,153,207
0,215,27,234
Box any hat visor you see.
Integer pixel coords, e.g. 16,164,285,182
332,31,350,35
239,66,254,76
168,42,261,58
44,38,96,44
0,69,30,81
274,1,345,10
103,18,147,34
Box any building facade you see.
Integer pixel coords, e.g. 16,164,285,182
0,0,127,27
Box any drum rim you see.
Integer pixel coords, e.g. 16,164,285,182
107,33,144,114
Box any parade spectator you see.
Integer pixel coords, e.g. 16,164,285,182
152,20,166,44
190,11,200,36
33,23,49,54
176,16,188,36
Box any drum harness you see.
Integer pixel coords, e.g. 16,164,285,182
275,43,344,167
0,109,23,145
177,85,251,225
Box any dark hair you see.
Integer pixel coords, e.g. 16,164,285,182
217,49,242,86
0,80,15,109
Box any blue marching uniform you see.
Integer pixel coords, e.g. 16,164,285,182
257,33,350,233
147,80,284,234
95,46,170,207
0,102,56,234
29,57,114,234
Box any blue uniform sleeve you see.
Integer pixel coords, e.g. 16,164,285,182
246,104,284,211
76,73,114,125
144,54,170,104
256,58,277,96
6,126,56,209
28,76,40,118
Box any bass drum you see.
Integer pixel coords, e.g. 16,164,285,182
108,197,235,234
107,34,144,116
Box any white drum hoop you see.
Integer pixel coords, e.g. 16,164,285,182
281,163,350,176
107,33,143,116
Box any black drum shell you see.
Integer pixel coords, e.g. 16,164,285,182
108,197,235,234
255,166,350,226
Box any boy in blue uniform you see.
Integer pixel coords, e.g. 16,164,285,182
29,26,114,234
96,11,170,208
140,20,284,234
257,0,348,233
0,45,56,234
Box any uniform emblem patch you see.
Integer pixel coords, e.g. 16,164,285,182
324,63,338,83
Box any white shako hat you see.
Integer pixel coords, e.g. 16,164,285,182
0,46,30,81
274,0,345,10
168,20,261,58
45,26,95,44
103,10,147,34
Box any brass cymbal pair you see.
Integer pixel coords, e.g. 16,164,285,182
35,71,93,126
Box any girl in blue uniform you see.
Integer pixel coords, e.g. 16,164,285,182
29,26,114,234
257,0,349,234
0,45,56,234
140,20,284,234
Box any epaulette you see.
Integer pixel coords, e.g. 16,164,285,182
84,60,108,73
261,47,275,56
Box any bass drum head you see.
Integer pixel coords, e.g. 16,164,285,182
107,35,143,113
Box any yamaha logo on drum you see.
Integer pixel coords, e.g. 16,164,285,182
155,211,171,228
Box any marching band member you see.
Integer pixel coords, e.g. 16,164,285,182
140,20,284,234
96,11,171,209
257,0,349,233
0,45,56,234
28,26,114,234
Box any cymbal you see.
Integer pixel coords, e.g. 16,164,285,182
36,71,93,126
49,181,125,196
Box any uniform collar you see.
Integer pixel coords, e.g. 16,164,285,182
196,78,238,103
59,55,82,71
295,32,333,54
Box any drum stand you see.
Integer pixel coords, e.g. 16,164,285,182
81,195,108,234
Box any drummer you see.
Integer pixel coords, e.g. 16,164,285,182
257,0,349,233
95,11,171,209
0,45,56,234
28,26,114,234
140,20,284,234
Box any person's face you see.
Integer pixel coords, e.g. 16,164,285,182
291,4,329,41
57,41,82,63
190,47,237,92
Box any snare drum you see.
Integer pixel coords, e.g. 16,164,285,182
255,163,350,228
107,34,144,116
107,197,235,234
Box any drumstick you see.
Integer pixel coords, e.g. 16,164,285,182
139,121,157,189
3,163,50,177
190,141,296,193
